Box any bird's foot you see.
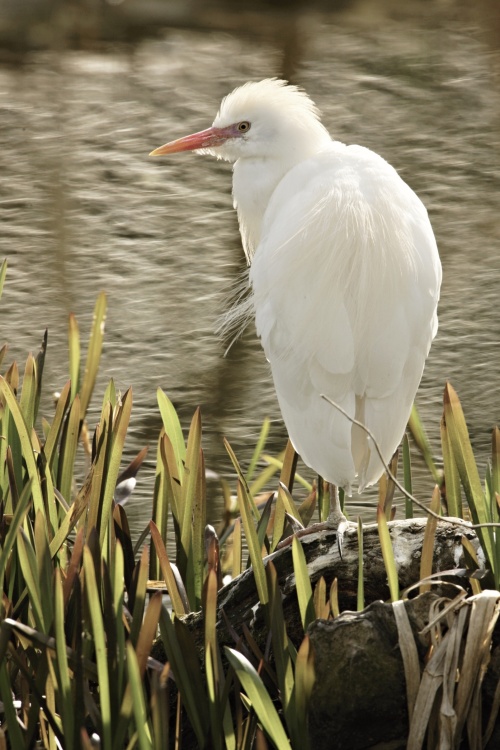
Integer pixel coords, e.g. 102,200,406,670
276,510,350,558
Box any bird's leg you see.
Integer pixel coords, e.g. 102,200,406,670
277,482,349,558
325,484,348,559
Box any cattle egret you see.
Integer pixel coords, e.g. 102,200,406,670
151,79,442,528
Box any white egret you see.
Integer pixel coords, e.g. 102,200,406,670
151,79,442,530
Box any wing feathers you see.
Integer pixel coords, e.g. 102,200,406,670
250,143,441,490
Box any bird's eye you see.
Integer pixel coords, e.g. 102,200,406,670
238,121,251,133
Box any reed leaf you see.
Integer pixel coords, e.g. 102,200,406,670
99,388,132,548
129,546,149,647
33,330,47,426
83,545,112,750
402,434,413,519
292,537,314,632
0,376,45,516
357,516,364,611
150,433,171,581
443,382,496,582
57,394,81,505
377,506,399,602
157,388,186,476
267,562,294,727
17,526,45,632
86,402,112,534
293,636,314,749
420,486,440,594
19,353,37,434
149,521,188,617
158,608,208,747
43,380,71,471
179,408,201,595
34,510,54,632
126,642,153,750
225,648,291,749
236,480,268,606
440,411,462,518
408,404,440,484
68,312,81,402
0,660,25,749
246,417,270,483
53,569,74,748
79,292,107,419
224,437,260,519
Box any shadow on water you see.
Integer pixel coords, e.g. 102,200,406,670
0,0,499,538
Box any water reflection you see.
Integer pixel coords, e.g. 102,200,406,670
0,2,499,538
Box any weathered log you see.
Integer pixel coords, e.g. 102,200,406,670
154,518,500,748
206,517,480,649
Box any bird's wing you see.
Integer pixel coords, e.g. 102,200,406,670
250,144,441,491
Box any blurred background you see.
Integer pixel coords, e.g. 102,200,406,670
0,0,499,538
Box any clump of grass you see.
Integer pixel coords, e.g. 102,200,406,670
0,257,499,748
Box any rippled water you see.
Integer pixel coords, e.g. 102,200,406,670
1,2,499,537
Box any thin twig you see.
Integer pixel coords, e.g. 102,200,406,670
321,394,500,531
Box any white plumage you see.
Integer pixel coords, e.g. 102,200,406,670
151,79,442,495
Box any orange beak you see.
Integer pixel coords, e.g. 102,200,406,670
149,125,237,156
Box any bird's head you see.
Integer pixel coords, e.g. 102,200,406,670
150,79,331,164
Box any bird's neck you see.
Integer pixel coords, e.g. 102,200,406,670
232,155,295,264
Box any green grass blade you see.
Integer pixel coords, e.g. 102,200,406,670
420,486,440,593
114,595,163,750
0,481,31,614
34,511,54,631
129,546,149,647
204,570,224,748
49,476,92,558
267,562,294,731
293,636,314,749
259,454,312,493
19,353,37,433
150,433,171,581
54,570,74,746
292,537,315,632
402,434,413,519
158,608,208,747
492,427,500,497
68,313,81,402
377,506,399,602
443,382,496,580
236,480,268,606
246,418,270,483
185,411,204,608
33,330,47,424
84,546,112,750
99,388,133,548
157,388,186,475
440,412,462,517
408,404,440,484
272,482,300,552
149,521,188,616
0,376,45,516
17,526,45,631
79,292,107,418
0,660,25,749
126,643,153,750
224,437,260,519
87,402,112,534
232,518,242,579
225,647,291,749
43,380,72,471
357,517,364,611
57,394,81,505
